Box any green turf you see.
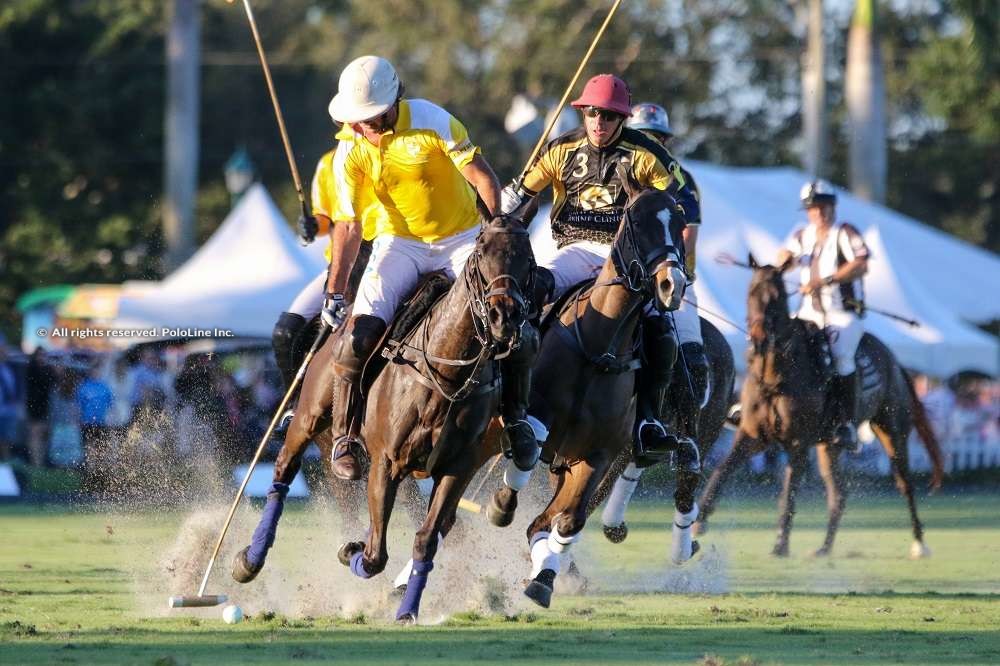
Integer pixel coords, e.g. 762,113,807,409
1,492,998,665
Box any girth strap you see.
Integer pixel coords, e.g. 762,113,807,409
552,321,641,374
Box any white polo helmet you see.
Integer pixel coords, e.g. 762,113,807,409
800,179,837,208
328,55,400,124
627,102,672,137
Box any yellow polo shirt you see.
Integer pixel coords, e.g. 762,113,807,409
332,99,481,243
311,147,384,261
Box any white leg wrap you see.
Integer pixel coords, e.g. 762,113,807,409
547,522,579,554
601,463,643,528
671,502,699,565
530,531,560,577
415,477,434,498
393,532,444,588
525,414,549,443
503,464,533,491
393,558,414,588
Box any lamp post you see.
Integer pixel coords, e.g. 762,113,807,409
224,146,255,207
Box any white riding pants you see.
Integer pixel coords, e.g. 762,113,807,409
795,306,863,375
287,270,327,320
353,226,479,324
673,287,702,346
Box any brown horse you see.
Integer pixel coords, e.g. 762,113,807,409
486,187,691,608
695,257,944,558
332,215,536,622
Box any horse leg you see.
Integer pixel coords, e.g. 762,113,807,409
873,423,929,558
671,462,701,565
487,417,547,527
526,456,607,609
694,430,764,536
394,466,472,624
813,442,846,557
341,452,398,579
232,415,314,583
596,452,637,543
772,447,808,557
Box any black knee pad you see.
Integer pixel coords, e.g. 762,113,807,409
642,315,678,385
680,342,709,403
332,314,386,380
273,312,307,385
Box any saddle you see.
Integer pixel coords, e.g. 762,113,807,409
359,270,453,396
798,320,836,387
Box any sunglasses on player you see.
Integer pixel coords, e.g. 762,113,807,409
583,106,624,122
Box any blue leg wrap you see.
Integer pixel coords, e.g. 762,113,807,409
246,482,289,567
395,559,434,621
350,551,376,579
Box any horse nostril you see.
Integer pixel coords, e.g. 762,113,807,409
489,306,504,327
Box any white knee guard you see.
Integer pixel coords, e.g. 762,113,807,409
670,502,699,565
601,463,642,528
504,414,549,491
415,477,434,498
547,522,580,554
530,531,560,577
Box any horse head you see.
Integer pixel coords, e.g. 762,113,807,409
746,253,794,352
612,187,687,314
468,215,536,346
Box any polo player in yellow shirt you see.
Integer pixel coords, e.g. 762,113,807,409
323,55,538,480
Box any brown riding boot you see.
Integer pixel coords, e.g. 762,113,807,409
329,315,386,480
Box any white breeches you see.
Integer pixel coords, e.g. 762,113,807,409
795,307,863,375
287,270,327,320
353,226,479,324
673,287,702,346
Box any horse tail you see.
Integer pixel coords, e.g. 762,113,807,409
903,372,944,491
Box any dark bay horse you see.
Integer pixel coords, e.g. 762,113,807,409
592,316,736,556
487,187,691,608
332,215,535,622
695,258,944,558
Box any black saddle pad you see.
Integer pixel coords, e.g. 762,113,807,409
360,271,453,395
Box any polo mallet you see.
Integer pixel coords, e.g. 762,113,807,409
456,453,505,514
514,0,625,189
168,325,331,608
714,252,921,328
228,0,310,225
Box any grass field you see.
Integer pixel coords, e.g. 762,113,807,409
1,489,998,665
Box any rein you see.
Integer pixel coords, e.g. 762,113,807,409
387,226,532,403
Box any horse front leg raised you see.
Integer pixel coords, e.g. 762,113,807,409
772,446,808,557
339,452,398,579
524,453,607,608
231,409,320,583
813,442,846,557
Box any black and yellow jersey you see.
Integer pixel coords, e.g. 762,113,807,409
522,126,700,248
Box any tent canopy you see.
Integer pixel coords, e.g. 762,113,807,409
115,184,326,339
529,163,999,378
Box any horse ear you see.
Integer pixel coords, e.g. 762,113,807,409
777,253,795,274
748,252,759,269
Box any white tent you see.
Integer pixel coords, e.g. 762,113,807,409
528,163,999,378
116,183,327,339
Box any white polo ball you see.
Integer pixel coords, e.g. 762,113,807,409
222,604,244,624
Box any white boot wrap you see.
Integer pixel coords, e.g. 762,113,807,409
601,463,643,527
547,523,579,554
671,502,699,565
529,531,560,578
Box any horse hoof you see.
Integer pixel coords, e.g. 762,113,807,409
771,545,790,558
909,541,931,559
487,490,517,528
396,612,417,625
524,569,555,609
602,523,628,544
338,541,365,567
691,540,700,558
231,546,262,584
812,547,831,558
